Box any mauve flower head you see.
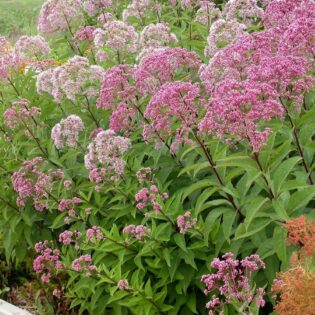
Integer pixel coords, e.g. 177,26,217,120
123,224,150,241
117,279,129,290
72,26,96,43
122,0,152,21
51,115,85,149
58,197,82,213
93,21,138,53
177,211,197,234
4,99,41,130
97,64,136,110
59,230,81,245
139,23,177,52
109,103,136,133
135,185,168,211
37,0,83,34
223,0,264,27
52,289,62,299
279,17,315,63
136,167,153,183
72,255,96,275
200,32,278,93
198,79,283,151
86,226,104,241
64,180,72,188
14,35,50,58
82,0,115,17
263,0,315,29
84,129,131,182
95,50,108,62
37,56,104,103
0,35,11,56
0,52,24,81
135,47,201,95
144,81,202,150
11,157,63,211
204,19,246,57
201,252,265,314
248,55,314,109
168,0,200,8
195,1,222,27
33,241,64,283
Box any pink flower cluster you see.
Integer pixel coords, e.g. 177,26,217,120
14,35,50,58
52,289,62,299
122,0,152,21
135,47,201,95
82,0,114,17
97,64,136,110
37,0,83,34
139,23,177,51
169,0,199,8
51,115,85,149
144,82,202,151
223,0,264,26
86,226,104,241
263,0,315,29
195,1,222,26
204,19,246,57
93,21,138,53
135,185,168,211
136,167,153,184
58,197,82,222
11,157,64,211
3,100,41,130
33,241,64,283
0,52,24,80
37,56,104,103
84,129,131,182
201,253,266,315
71,255,96,276
117,279,129,290
199,79,283,151
199,0,315,150
72,26,96,43
109,103,136,133
59,230,81,245
122,224,150,241
177,211,197,234
0,36,10,56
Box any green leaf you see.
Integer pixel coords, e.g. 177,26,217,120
182,179,217,200
173,234,187,252
203,208,228,244
235,218,272,240
222,210,236,242
272,199,290,221
287,186,315,214
244,197,269,227
273,226,287,265
272,157,301,195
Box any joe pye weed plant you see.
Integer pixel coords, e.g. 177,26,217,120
0,0,315,314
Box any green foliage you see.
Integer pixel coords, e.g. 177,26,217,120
0,0,314,314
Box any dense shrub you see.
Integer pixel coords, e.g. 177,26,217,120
0,0,315,314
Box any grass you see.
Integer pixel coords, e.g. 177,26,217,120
0,0,44,38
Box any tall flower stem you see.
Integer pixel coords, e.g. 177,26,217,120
252,152,275,199
280,98,313,185
192,130,244,219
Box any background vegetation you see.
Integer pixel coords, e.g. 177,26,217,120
0,0,43,38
